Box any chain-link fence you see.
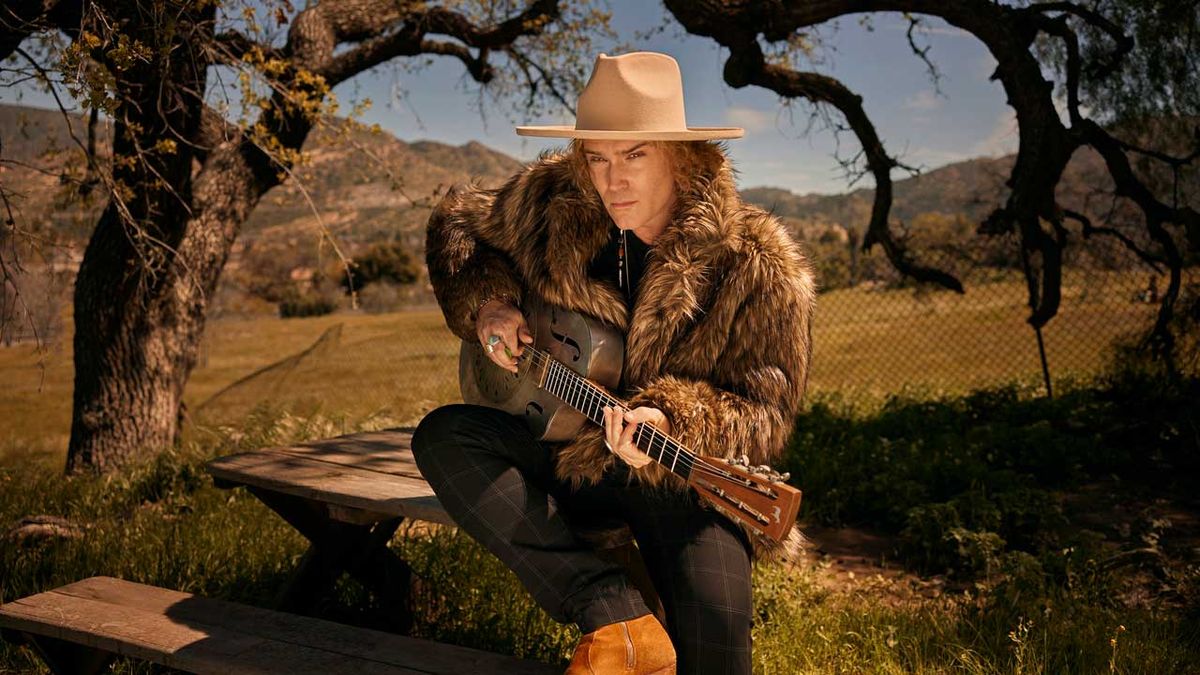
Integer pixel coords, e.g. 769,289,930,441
190,230,1193,430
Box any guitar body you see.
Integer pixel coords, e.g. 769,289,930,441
459,297,625,441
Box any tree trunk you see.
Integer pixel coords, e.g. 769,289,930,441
60,0,564,472
65,0,218,473
67,134,265,473
67,213,192,472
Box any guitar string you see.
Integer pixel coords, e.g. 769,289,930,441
504,346,792,533
518,346,753,482
543,352,693,474
521,347,698,474
535,351,757,485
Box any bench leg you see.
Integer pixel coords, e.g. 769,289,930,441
18,632,115,675
343,517,413,633
248,488,414,633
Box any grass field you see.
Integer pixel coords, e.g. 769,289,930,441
2,375,1196,673
0,270,1162,462
1,270,1197,673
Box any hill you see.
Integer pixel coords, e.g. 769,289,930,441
0,103,523,249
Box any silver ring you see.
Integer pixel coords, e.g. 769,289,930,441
485,343,495,354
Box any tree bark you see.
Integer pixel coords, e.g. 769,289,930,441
67,0,218,472
61,0,561,473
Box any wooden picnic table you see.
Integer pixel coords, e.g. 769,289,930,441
211,425,672,634
206,428,440,633
206,428,664,635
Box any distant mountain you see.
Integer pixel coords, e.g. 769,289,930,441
738,152,1114,244
0,103,523,249
0,101,1152,255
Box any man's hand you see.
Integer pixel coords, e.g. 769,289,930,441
475,299,533,374
603,405,671,469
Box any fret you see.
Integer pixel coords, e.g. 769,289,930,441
524,347,693,480
567,363,580,409
492,343,796,546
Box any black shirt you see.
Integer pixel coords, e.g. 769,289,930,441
587,225,653,307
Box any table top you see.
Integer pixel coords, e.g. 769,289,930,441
207,428,453,526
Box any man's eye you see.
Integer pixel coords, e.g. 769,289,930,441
627,152,643,160
588,155,606,163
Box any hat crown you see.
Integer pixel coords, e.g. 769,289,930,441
514,51,743,140
575,53,687,132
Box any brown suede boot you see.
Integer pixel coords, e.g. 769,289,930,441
565,614,676,674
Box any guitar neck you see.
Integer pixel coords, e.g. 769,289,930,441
524,347,697,480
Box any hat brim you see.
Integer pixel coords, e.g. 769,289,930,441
515,125,744,140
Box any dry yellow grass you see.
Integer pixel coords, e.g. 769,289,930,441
0,269,1161,462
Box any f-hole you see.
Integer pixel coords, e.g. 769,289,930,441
549,314,582,362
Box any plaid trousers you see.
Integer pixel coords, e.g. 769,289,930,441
412,404,753,674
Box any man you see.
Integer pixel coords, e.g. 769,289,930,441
414,52,816,674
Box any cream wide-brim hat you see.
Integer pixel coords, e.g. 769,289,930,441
515,52,744,141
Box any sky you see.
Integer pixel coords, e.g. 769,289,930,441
2,2,1020,196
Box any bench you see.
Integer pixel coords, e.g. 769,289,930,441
204,428,664,631
0,576,558,674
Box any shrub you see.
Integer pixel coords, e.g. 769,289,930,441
357,281,404,314
342,242,420,293
278,289,338,318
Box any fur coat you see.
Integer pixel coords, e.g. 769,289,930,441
425,145,817,557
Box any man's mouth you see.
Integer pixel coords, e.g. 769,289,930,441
611,201,637,209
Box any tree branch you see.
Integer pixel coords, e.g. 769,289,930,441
1025,1,1133,79
212,29,279,63
671,3,964,292
319,0,558,86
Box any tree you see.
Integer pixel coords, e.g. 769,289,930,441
0,0,606,472
662,0,1198,367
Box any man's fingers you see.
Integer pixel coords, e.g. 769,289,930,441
619,418,638,450
624,406,671,436
604,406,621,450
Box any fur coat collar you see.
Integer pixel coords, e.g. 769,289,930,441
426,145,816,558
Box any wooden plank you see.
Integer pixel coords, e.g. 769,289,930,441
0,578,557,674
268,430,420,475
209,450,429,497
288,429,416,456
269,444,425,479
207,451,453,525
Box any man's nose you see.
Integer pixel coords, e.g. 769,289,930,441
606,162,630,189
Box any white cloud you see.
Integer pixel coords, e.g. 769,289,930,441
903,89,943,112
725,106,774,133
971,109,1019,157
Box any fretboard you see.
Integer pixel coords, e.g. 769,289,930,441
524,347,696,480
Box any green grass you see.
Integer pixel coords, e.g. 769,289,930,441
2,394,1196,673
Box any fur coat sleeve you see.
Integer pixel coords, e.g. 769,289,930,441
424,186,527,342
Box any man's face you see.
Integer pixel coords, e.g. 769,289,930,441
582,140,677,238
